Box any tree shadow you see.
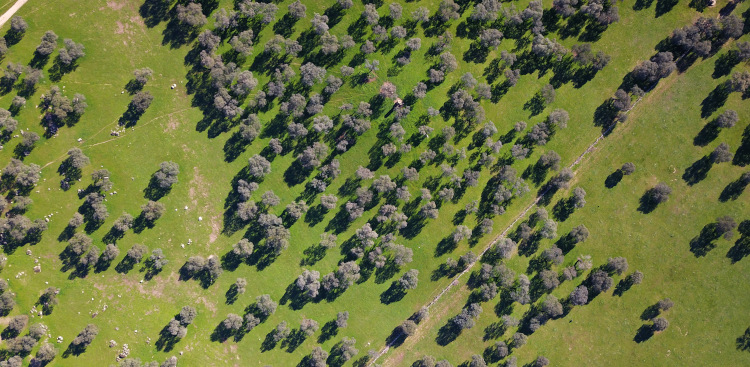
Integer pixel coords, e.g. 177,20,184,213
633,0,655,10
713,52,740,79
633,324,654,343
57,225,76,242
431,262,460,281
693,121,720,147
62,340,89,358
223,132,248,163
435,237,457,257
125,79,145,95
689,222,720,257
209,323,234,343
640,303,661,321
523,93,546,117
56,161,82,189
4,28,24,46
605,169,624,188
737,327,750,352
273,13,298,38
48,58,80,82
303,205,328,228
317,320,339,344
280,328,306,352
161,16,198,49
718,0,739,15
155,323,180,352
28,52,50,69
94,255,116,273
118,106,147,128
701,83,730,119
727,228,750,263
300,244,328,266
225,284,241,305
637,190,661,214
143,176,172,201
139,0,171,27
279,282,314,311
114,256,138,274
518,236,541,257
435,322,461,346
260,329,280,352
656,0,679,16
482,321,506,342
0,325,21,340
719,176,749,202
379,281,406,304
734,125,750,166
613,278,634,297
385,326,406,348
101,226,126,245
688,0,710,12
551,197,574,222
283,161,312,187
593,98,620,135
682,156,712,186
523,161,553,186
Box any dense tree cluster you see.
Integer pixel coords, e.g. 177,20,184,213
633,52,676,85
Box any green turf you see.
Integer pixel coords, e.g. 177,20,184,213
0,0,745,366
377,3,750,366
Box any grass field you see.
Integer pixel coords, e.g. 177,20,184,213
0,0,745,366
377,2,750,366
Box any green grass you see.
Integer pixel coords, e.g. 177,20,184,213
378,3,750,366
0,0,745,366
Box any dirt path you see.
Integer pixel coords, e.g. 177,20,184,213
0,0,28,27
